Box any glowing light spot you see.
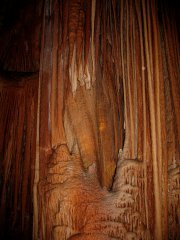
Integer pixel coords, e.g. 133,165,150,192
99,122,106,131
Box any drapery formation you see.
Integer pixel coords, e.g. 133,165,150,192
0,75,38,239
0,0,179,239
36,0,180,239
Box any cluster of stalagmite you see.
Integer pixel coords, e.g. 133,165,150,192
40,145,147,240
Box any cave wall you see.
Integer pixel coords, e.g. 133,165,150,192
0,0,42,238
